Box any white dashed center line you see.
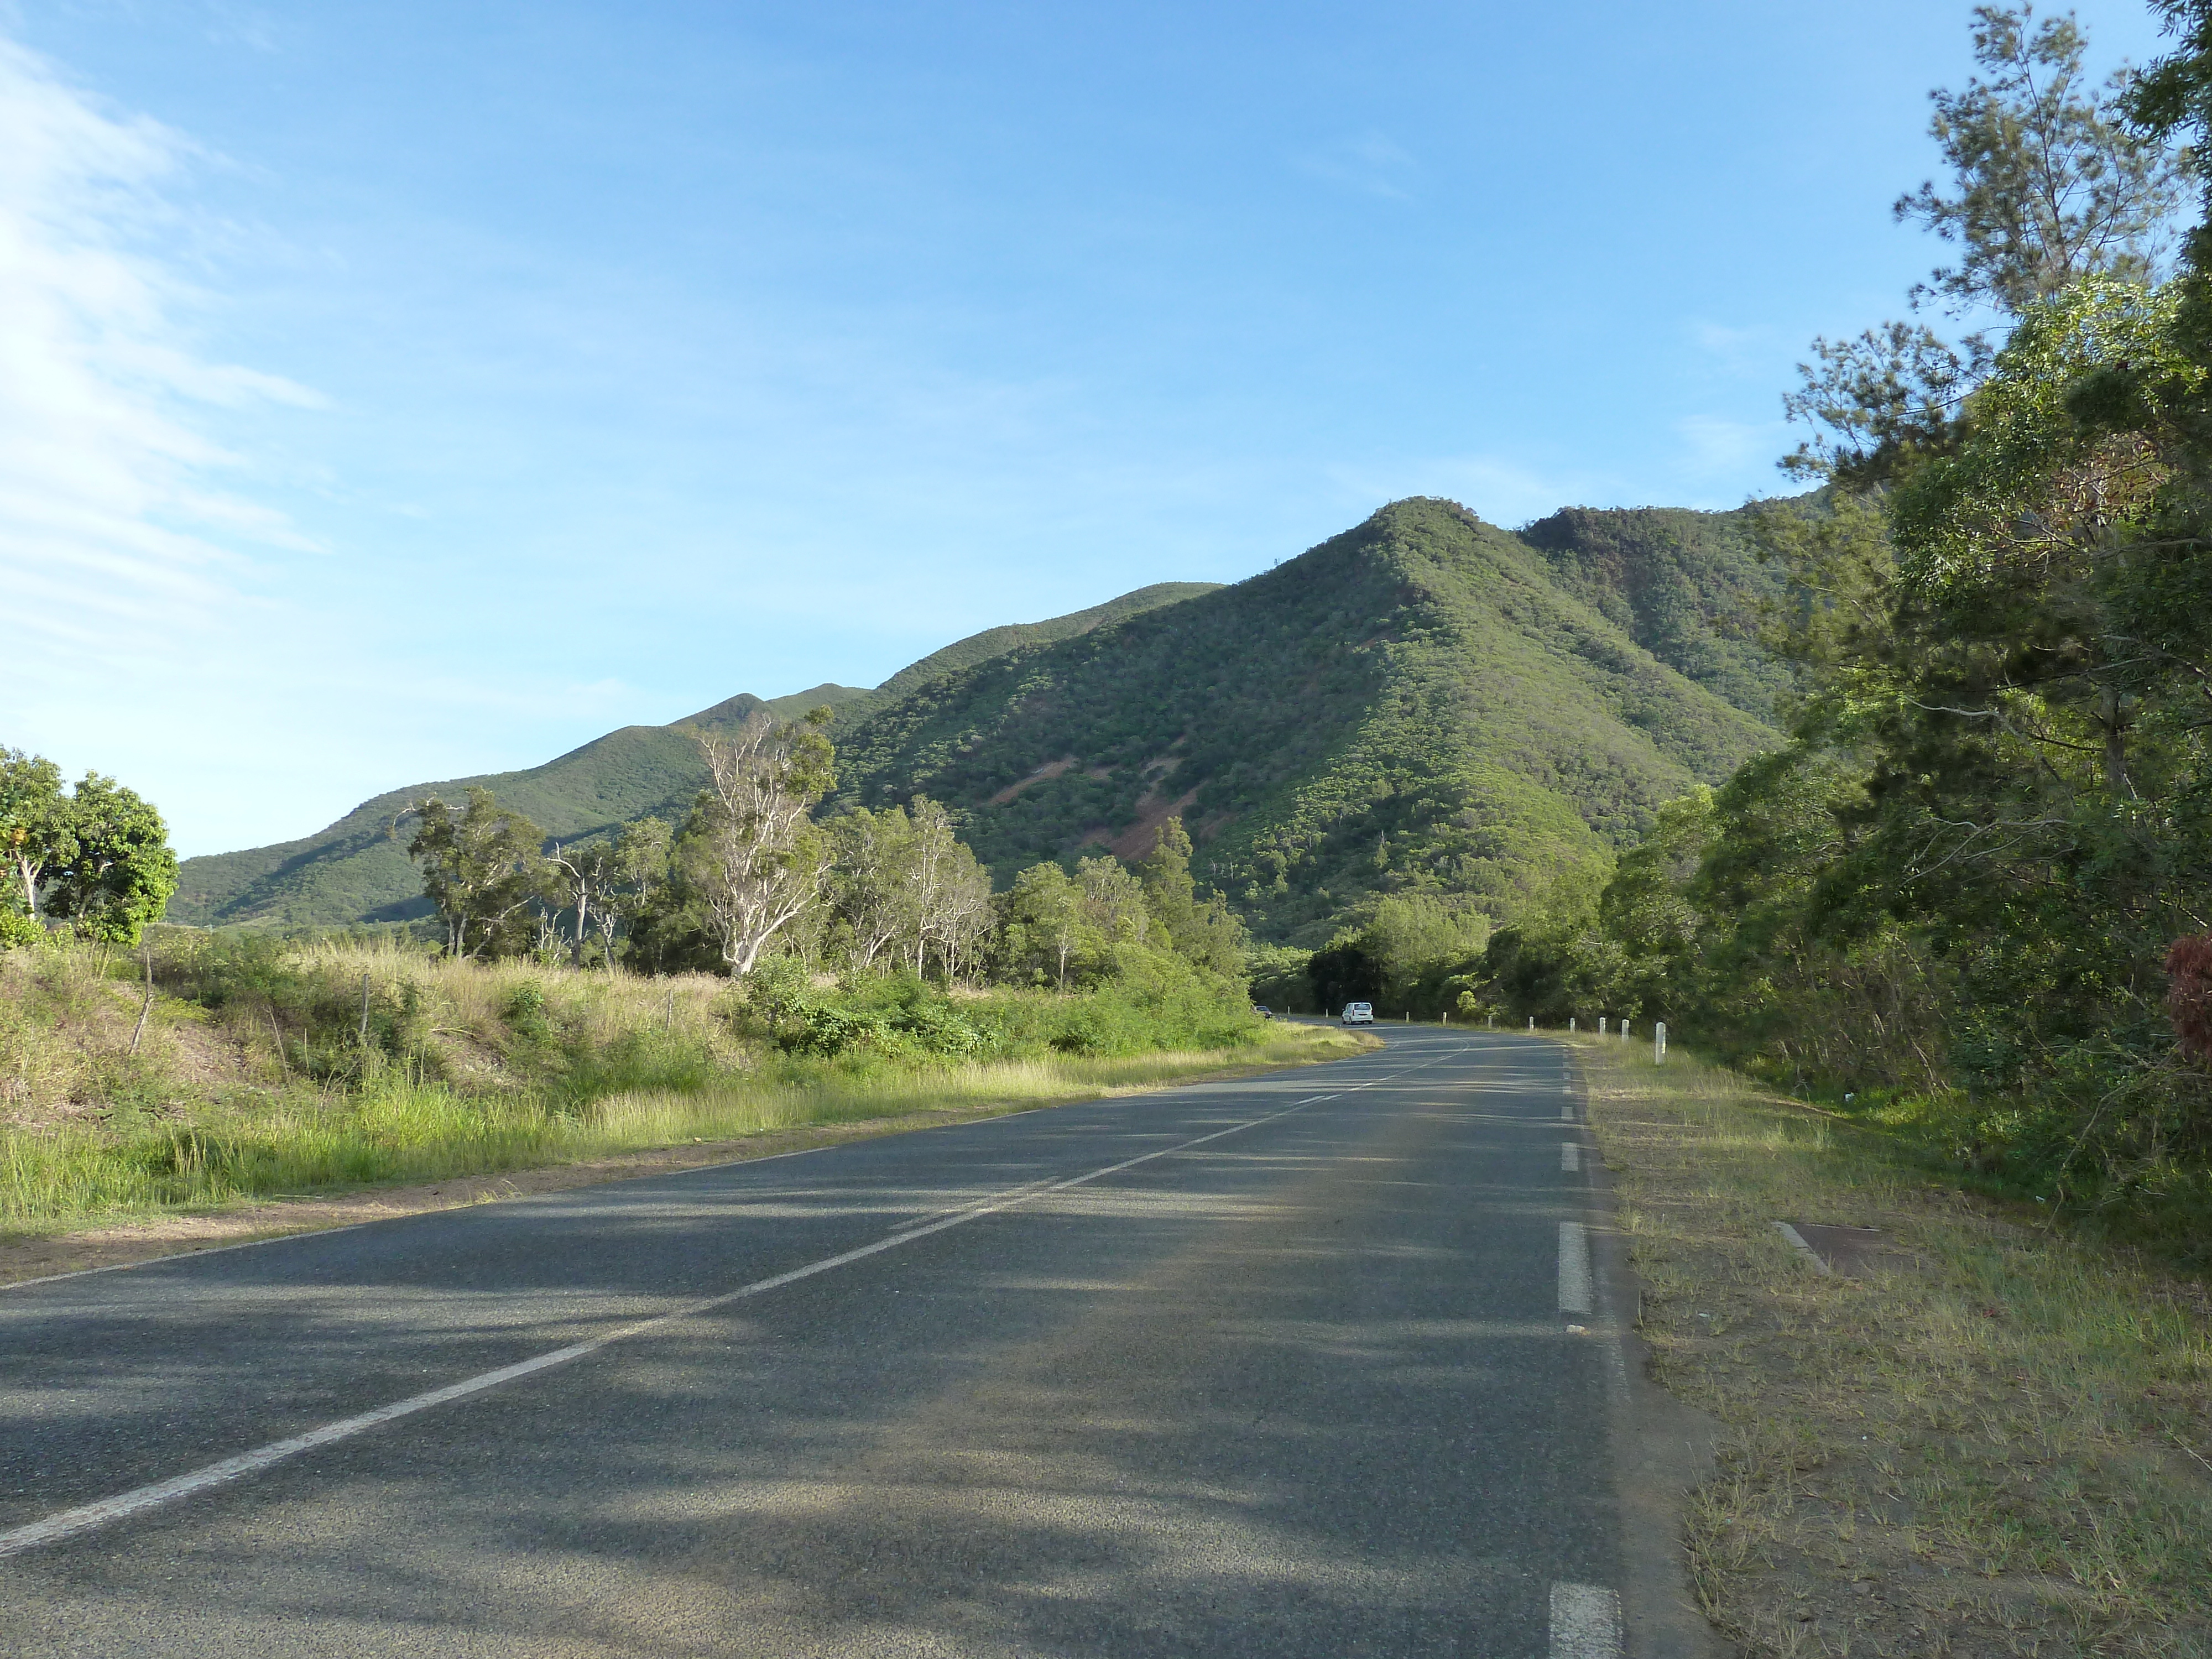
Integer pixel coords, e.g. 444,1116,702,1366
0,1071,1433,1562
1557,1220,1592,1314
1549,1582,1624,1656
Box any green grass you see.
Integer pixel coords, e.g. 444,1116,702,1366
1,1029,1355,1230
1576,1035,2212,1656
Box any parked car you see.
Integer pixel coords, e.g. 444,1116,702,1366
1340,1001,1374,1025
1251,1004,1274,1019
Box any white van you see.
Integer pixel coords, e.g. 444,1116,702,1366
1340,1002,1375,1025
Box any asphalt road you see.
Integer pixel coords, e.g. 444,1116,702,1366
0,1027,1649,1657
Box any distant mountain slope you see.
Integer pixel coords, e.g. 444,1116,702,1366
832,498,1781,945
166,725,716,928
869,583,1220,707
169,586,1219,928
1515,501,1792,722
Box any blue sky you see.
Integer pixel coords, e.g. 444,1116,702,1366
0,0,2178,855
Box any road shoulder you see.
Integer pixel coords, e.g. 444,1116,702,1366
1573,1035,2212,1657
1567,1041,1726,1659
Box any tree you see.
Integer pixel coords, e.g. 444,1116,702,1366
542,838,616,964
0,755,176,946
1898,5,2183,316
1076,854,1150,946
596,817,672,968
404,787,547,959
902,797,985,978
687,710,835,976
1785,4,2185,487
827,805,919,972
0,748,67,921
1136,817,1247,978
37,773,176,945
1001,862,1086,990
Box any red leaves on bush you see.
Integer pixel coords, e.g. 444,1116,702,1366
2165,934,2212,1062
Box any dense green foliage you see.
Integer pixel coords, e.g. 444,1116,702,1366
1443,6,2212,1265
1519,504,1794,719
0,748,176,946
833,497,1778,946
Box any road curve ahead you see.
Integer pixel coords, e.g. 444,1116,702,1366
1,1029,1646,1657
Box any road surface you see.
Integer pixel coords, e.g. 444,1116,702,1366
0,1027,1687,1657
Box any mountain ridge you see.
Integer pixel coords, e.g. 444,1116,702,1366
169,499,1794,937
828,496,1785,944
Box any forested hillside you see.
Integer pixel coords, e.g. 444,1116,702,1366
1520,501,1794,719
169,589,1217,928
832,497,1780,945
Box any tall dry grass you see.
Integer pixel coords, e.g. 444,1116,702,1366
2,933,1359,1231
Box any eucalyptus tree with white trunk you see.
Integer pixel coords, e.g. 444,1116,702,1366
690,711,835,977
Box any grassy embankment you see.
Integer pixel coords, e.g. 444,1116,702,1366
1,937,1364,1234
1574,1035,2212,1657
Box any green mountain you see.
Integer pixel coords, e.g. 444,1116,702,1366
830,497,1785,945
168,589,1218,928
171,499,1790,941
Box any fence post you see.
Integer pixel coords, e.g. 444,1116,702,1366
1655,1021,1667,1065
359,972,371,1047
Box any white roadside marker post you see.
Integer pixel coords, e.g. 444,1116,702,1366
1569,1016,1577,1033
1655,1021,1667,1065
1527,1016,1535,1031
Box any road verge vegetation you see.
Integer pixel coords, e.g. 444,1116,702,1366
1,936,1369,1238
1574,1036,2212,1657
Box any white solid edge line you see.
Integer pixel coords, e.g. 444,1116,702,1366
1561,1141,1580,1173
0,1057,1451,1561
1774,1220,1835,1276
1557,1220,1592,1315
1549,1582,1624,1658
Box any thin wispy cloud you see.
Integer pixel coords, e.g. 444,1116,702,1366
0,35,321,678
1687,319,1788,378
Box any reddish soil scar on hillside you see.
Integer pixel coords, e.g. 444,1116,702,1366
1107,787,1201,862
988,757,1075,806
